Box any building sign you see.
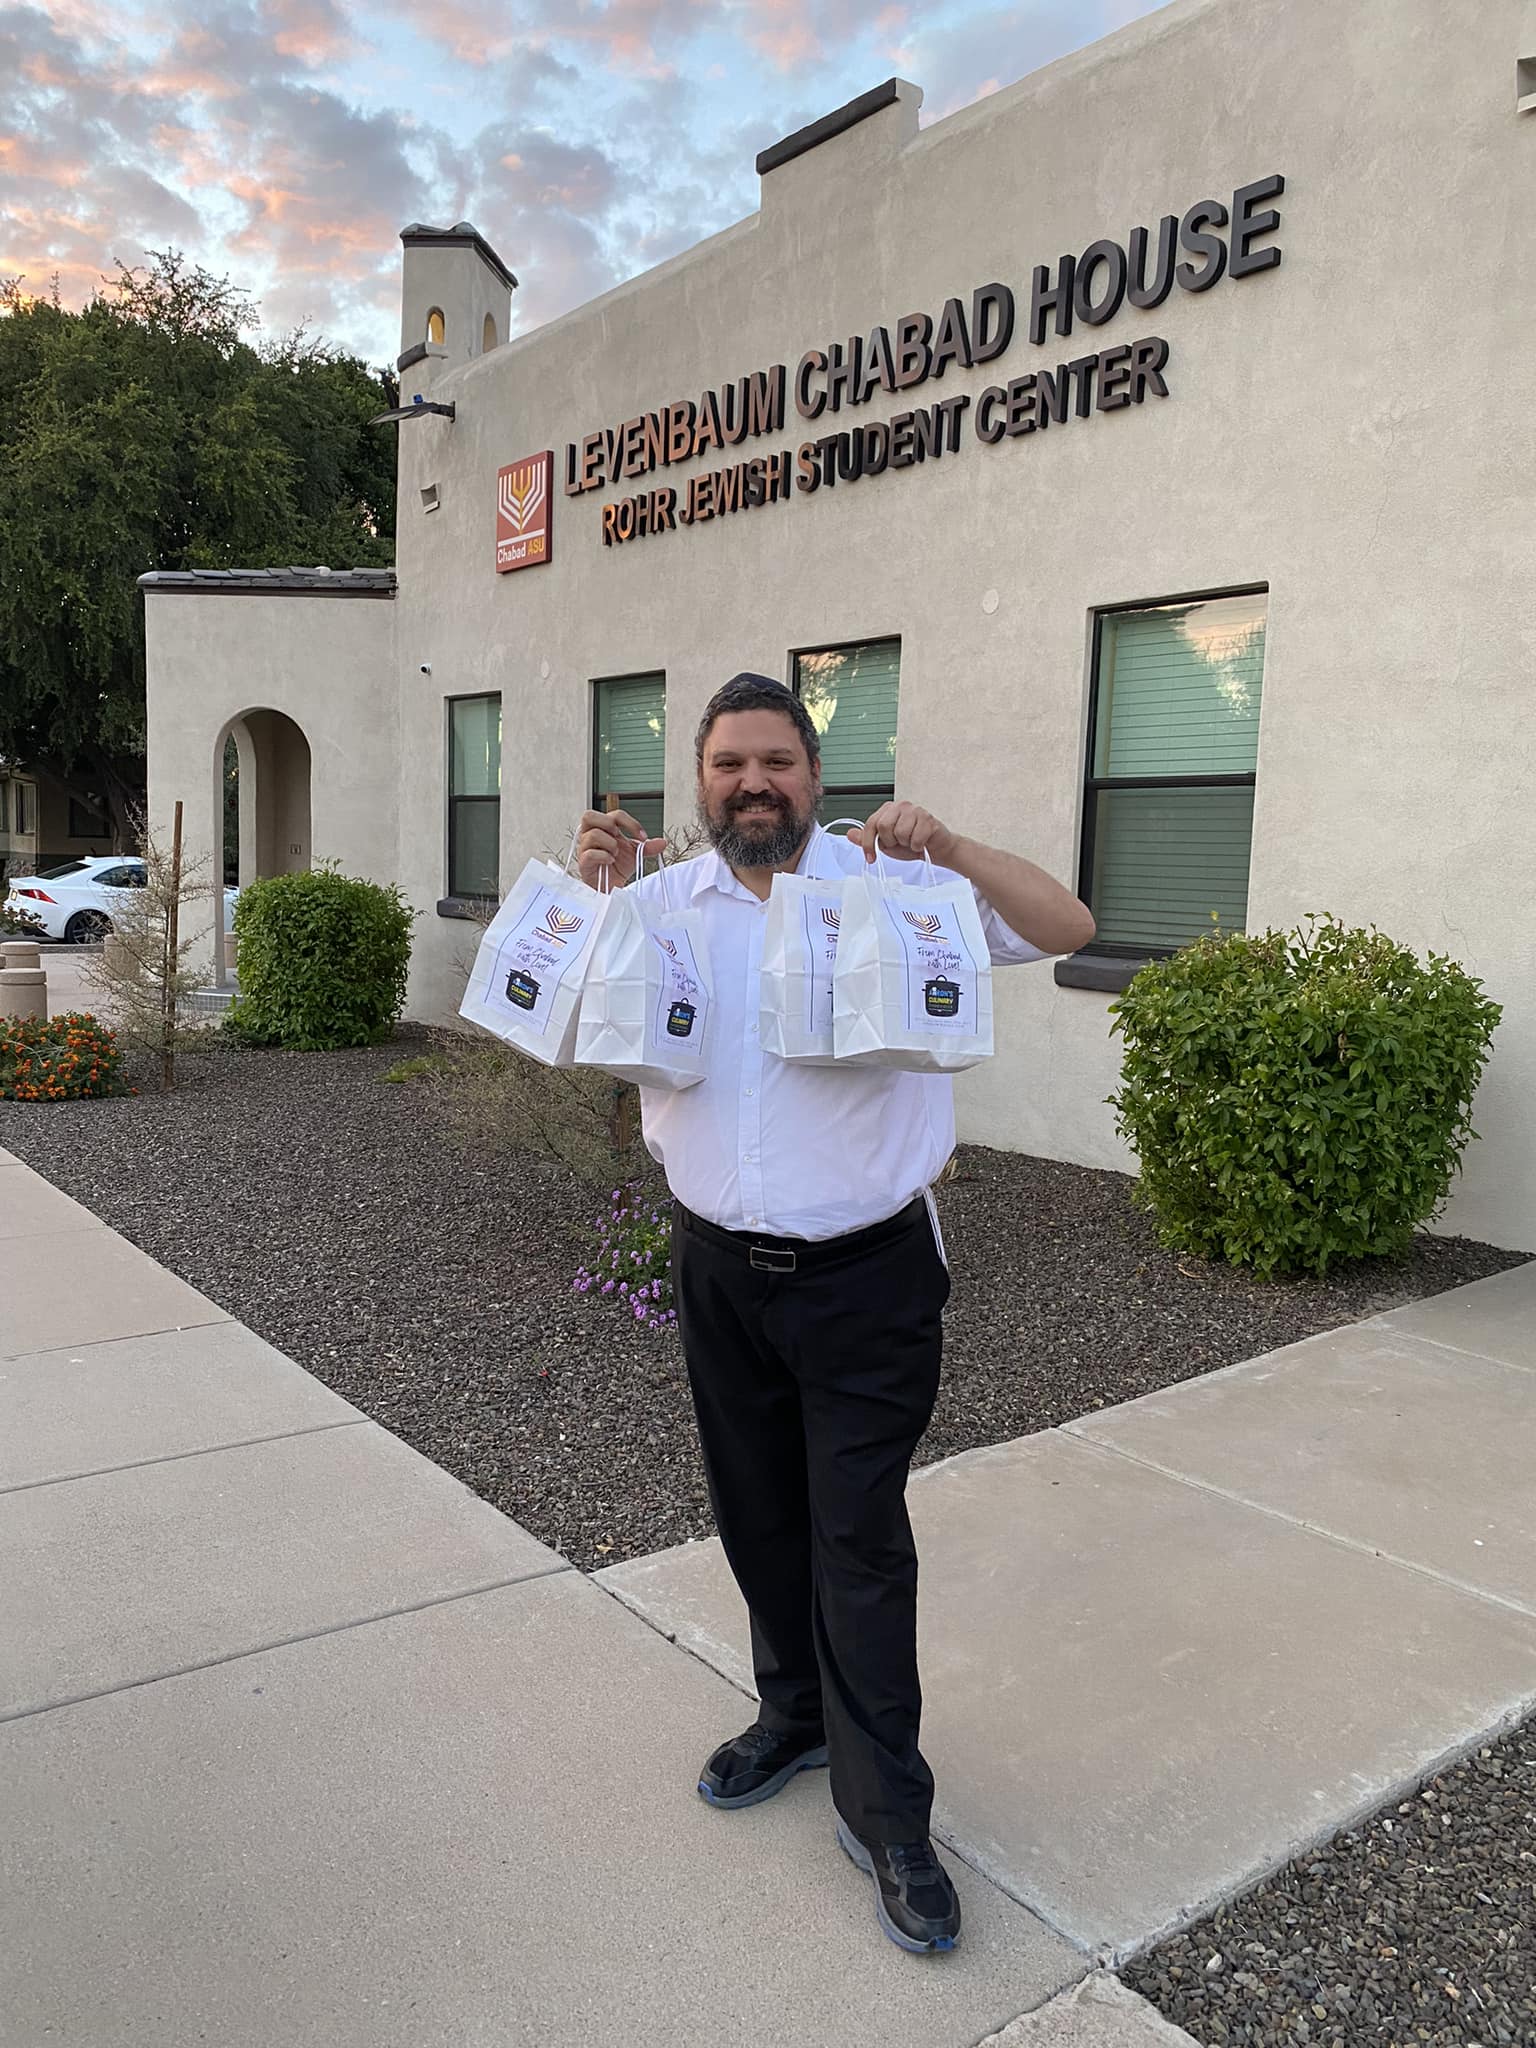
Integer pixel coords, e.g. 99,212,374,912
500,174,1283,556
496,450,554,572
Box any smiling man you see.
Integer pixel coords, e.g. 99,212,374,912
576,671,1093,1954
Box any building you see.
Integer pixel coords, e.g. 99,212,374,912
141,0,1536,1252
0,763,115,879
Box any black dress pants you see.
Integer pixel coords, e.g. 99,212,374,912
672,1199,949,1844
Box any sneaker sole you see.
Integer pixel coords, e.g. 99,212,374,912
696,1743,828,1810
835,1817,959,1954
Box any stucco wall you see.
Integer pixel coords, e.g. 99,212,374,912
143,591,398,956
143,0,1536,1251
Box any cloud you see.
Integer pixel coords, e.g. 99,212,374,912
0,0,1167,360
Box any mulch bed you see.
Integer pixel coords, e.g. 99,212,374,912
1123,1714,1536,2047
0,1034,1521,1568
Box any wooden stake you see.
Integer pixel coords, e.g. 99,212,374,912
163,800,182,1093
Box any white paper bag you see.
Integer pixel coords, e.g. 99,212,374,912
832,852,993,1072
575,864,712,1091
759,819,864,1065
459,854,610,1067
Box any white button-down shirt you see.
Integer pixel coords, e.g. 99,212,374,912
639,826,1046,1240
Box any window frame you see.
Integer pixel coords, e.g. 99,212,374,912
445,691,502,902
1075,585,1267,962
590,671,666,834
789,634,901,822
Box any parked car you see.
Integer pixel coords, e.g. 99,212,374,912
3,857,239,944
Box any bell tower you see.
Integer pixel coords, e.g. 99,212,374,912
397,221,517,385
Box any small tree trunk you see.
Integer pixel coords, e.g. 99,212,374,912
162,799,182,1093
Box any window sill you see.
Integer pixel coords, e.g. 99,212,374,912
436,896,494,922
1053,952,1151,993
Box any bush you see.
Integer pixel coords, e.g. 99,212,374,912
1,1012,130,1100
1,899,46,937
1108,916,1502,1277
412,1028,653,1186
573,1184,676,1330
228,866,413,1050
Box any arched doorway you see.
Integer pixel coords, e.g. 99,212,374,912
213,709,313,987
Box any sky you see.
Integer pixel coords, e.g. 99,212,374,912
3,0,1168,368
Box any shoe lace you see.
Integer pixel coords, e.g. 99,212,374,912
887,1841,943,1882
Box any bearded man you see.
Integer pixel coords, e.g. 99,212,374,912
576,672,1093,1953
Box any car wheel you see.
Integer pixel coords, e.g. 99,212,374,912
64,911,111,944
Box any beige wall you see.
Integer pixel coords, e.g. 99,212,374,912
144,592,397,958
144,0,1536,1251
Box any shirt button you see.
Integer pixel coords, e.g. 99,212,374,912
749,1022,759,1034
744,1087,755,1097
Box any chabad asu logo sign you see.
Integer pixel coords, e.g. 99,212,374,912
496,450,553,572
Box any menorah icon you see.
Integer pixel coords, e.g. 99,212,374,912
499,461,547,535
902,911,945,938
821,907,841,932
536,904,584,945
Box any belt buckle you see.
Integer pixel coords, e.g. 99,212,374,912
749,1244,797,1273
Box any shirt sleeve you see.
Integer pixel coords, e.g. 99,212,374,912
915,861,1049,966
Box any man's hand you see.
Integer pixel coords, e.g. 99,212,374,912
847,801,960,867
575,808,666,890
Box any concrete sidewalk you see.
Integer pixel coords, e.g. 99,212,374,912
4,1143,1534,2046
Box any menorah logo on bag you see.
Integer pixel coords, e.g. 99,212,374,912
496,450,554,573
535,904,584,946
654,935,679,958
902,910,946,939
821,907,841,932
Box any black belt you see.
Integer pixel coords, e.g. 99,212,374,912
674,1197,925,1274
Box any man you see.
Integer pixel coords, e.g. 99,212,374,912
577,673,1093,1954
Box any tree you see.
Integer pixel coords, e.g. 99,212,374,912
0,254,398,849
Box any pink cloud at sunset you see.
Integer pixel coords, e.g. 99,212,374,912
2,0,1165,361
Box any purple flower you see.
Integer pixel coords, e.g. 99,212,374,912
602,1280,614,1295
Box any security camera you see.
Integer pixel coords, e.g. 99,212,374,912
419,662,432,674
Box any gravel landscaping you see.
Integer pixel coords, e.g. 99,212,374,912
1124,1712,1536,2048
0,1032,1523,1568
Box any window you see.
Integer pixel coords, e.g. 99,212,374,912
14,781,34,836
426,307,445,346
0,782,8,833
1080,590,1267,955
793,640,899,825
482,313,497,352
592,674,665,839
448,694,501,899
98,865,145,889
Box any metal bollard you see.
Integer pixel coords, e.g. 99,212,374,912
0,940,47,1022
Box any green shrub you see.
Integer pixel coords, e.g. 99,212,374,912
1,1012,130,1100
1108,916,1502,1277
227,866,414,1050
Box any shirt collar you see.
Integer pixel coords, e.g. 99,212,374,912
688,824,825,902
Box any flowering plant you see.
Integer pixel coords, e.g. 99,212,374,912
0,1012,130,1101
574,1183,676,1331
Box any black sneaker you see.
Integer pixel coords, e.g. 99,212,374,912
835,1818,962,1953
697,1721,829,1809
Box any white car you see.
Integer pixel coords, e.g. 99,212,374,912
4,857,239,944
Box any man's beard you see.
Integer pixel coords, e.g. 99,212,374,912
702,788,815,868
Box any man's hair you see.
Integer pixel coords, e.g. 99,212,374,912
694,672,821,770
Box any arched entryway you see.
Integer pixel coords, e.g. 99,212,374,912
213,708,313,987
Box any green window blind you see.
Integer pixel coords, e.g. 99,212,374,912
794,640,899,824
448,695,500,898
594,673,666,839
1087,594,1266,953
